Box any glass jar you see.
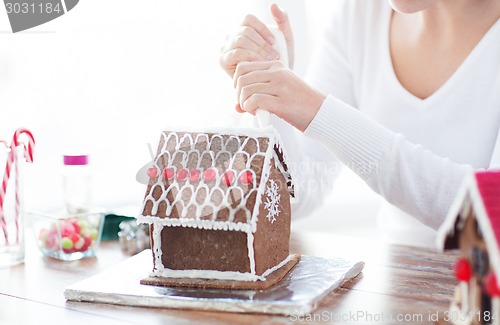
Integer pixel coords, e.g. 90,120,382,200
63,155,91,214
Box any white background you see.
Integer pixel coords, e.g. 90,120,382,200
0,0,380,238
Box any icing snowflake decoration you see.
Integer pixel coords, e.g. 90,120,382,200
264,179,281,223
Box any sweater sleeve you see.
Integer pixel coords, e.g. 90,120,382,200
305,95,475,230
271,114,339,219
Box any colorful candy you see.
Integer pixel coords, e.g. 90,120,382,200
163,167,174,180
222,171,234,186
202,168,216,182
37,216,99,256
176,168,188,181
240,171,253,185
189,169,200,182
147,167,158,178
160,166,254,186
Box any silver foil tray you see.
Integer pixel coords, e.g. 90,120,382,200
64,250,364,316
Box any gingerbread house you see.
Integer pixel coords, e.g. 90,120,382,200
137,127,297,287
437,170,500,325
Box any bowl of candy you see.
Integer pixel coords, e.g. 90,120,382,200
29,209,105,261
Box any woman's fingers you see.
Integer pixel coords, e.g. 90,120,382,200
235,103,245,113
242,93,278,114
238,26,279,59
220,17,280,77
241,14,275,45
235,69,273,98
220,29,277,60
239,82,273,108
220,48,260,74
232,34,277,60
233,61,274,88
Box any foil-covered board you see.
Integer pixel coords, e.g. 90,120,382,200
64,250,364,316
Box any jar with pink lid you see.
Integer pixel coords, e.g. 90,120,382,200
63,155,91,214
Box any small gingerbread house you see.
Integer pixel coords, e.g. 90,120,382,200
137,127,296,284
437,170,500,325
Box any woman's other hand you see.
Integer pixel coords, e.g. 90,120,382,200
219,4,294,77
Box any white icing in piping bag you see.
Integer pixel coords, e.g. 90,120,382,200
255,25,289,128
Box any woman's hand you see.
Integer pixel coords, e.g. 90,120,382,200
219,4,295,77
234,61,325,132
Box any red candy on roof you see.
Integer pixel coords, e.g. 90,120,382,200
222,170,234,186
176,168,188,181
189,169,200,182
202,168,216,182
163,167,174,180
240,171,253,185
147,167,158,178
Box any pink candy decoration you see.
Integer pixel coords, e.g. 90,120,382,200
158,167,254,186
222,171,234,186
202,169,216,182
176,168,188,181
189,169,200,182
147,167,158,178
240,171,253,185
163,167,174,180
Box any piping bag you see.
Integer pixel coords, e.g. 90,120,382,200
136,25,289,185
255,25,289,128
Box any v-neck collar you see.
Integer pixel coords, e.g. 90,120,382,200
383,6,500,107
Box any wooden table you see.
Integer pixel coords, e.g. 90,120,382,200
0,232,457,324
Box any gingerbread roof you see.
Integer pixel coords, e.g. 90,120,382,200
138,127,293,233
437,170,500,279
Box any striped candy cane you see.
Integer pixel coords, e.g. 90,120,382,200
0,140,9,244
0,129,35,245
14,147,19,243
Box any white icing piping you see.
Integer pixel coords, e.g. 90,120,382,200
137,215,253,233
249,136,275,233
151,268,263,282
264,179,281,224
159,125,279,138
150,254,293,282
143,183,256,223
152,222,164,272
143,132,273,226
261,254,293,278
247,231,256,274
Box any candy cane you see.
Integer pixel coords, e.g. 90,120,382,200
0,129,35,245
11,129,35,244
14,147,19,243
0,140,9,243
12,128,35,163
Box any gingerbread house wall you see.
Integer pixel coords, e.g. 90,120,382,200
156,225,250,273
253,158,291,275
